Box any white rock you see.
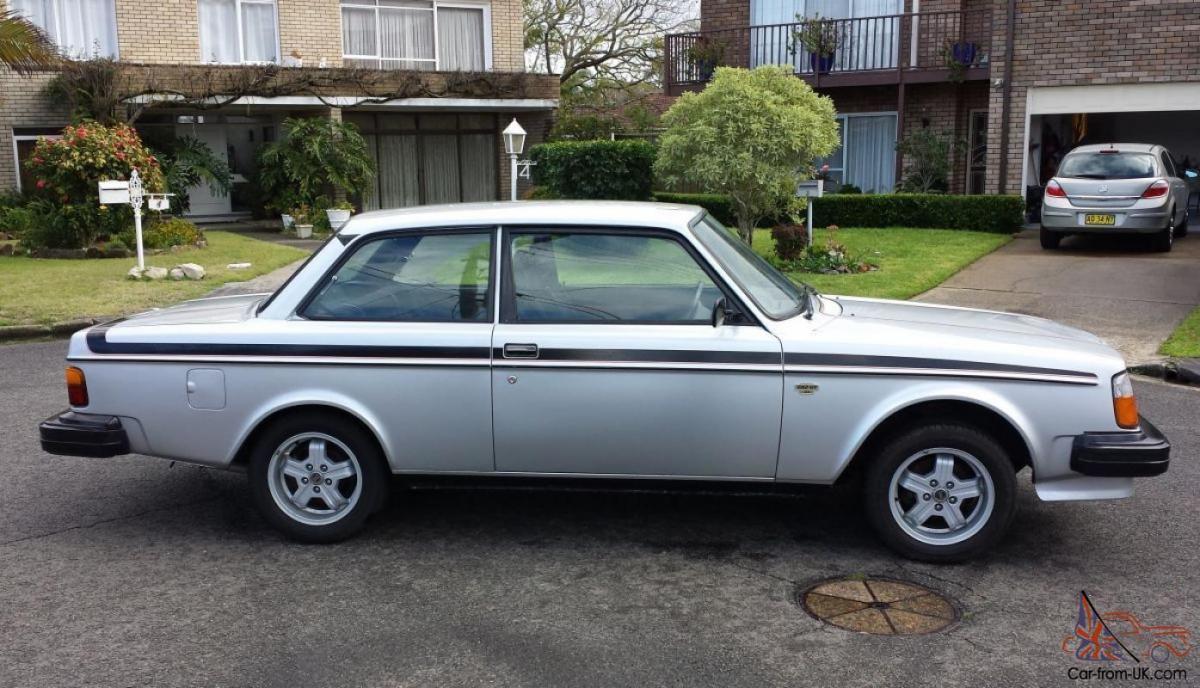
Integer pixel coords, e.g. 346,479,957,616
127,266,143,280
227,262,252,270
144,266,168,280
178,263,206,280
169,267,185,281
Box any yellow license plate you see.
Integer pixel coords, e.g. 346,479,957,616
1084,214,1116,226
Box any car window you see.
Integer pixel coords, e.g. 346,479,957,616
507,232,722,323
691,215,805,320
304,232,491,322
1058,152,1156,180
1160,152,1175,177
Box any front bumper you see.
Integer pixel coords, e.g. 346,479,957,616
39,410,130,458
1070,416,1169,477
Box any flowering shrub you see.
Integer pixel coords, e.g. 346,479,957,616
24,123,167,248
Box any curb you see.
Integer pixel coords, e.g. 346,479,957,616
0,318,98,343
1130,359,1200,388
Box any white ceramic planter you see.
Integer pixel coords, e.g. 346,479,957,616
281,214,294,231
326,208,352,229
294,224,313,239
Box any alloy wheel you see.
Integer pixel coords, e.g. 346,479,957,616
267,432,363,526
887,447,995,546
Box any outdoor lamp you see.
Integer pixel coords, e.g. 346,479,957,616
503,118,526,156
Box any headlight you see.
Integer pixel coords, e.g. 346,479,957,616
1111,372,1139,429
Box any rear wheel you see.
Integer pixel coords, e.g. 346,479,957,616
248,412,387,543
864,423,1017,563
1040,227,1062,249
1174,209,1189,237
1151,213,1175,252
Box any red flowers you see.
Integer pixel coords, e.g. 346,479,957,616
35,179,46,189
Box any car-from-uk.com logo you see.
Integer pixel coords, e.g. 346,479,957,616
1061,591,1191,681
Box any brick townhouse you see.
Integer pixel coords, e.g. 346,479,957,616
1,0,558,218
665,0,1200,201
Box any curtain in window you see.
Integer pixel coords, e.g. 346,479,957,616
199,0,238,62
422,134,461,204
241,1,278,62
13,0,118,58
844,115,896,193
341,6,376,57
379,6,434,68
460,134,496,201
362,134,380,210
847,0,899,70
437,7,484,71
749,0,799,69
379,135,421,208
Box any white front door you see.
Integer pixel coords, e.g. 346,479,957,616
176,125,231,217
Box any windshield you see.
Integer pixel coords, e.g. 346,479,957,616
691,214,807,319
1059,152,1156,180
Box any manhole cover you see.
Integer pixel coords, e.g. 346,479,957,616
798,577,958,635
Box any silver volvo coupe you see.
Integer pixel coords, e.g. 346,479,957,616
39,202,1169,561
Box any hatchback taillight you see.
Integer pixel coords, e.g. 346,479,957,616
1045,180,1066,198
66,366,88,407
1141,180,1169,199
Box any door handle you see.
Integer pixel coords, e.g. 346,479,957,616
503,343,539,359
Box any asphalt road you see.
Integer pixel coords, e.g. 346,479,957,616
918,229,1200,364
1,339,1197,687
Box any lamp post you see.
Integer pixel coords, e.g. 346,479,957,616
128,169,145,270
502,118,527,201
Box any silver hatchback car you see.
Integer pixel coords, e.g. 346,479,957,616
1040,143,1190,252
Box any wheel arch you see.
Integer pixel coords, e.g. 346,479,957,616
835,396,1034,485
228,398,392,471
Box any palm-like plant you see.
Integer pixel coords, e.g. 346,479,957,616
0,10,59,74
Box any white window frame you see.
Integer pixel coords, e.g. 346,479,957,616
828,111,898,191
12,0,119,59
340,0,492,71
198,0,282,65
12,132,63,193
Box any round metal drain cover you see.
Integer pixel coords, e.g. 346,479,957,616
799,577,957,635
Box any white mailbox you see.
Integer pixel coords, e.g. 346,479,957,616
796,179,824,198
98,180,130,205
148,196,170,211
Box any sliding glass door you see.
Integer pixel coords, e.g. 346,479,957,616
819,113,897,193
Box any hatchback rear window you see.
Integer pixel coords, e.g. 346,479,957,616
1058,152,1156,180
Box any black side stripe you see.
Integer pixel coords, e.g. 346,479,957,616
784,352,1096,379
87,327,488,359
494,348,781,366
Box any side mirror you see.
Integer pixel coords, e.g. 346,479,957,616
1185,169,1199,179
712,297,727,327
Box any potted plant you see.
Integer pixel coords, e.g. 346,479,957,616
325,200,354,230
686,37,726,81
939,40,978,83
793,14,838,74
290,205,313,239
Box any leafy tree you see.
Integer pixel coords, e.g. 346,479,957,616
0,9,57,74
655,66,840,243
895,128,963,193
256,117,375,213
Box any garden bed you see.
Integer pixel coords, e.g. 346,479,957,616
1161,306,1200,358
751,227,1011,300
0,231,306,328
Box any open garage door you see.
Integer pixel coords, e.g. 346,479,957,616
1024,84,1200,213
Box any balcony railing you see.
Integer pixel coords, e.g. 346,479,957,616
665,10,992,93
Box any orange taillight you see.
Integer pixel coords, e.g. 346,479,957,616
1111,372,1138,429
66,366,88,407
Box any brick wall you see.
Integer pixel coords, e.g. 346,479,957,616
986,0,1200,194
0,72,70,191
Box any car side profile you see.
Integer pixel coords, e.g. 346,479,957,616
39,202,1170,561
1040,143,1191,251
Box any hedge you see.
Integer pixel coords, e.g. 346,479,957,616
653,192,1024,234
530,139,656,200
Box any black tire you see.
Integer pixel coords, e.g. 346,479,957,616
863,423,1017,563
1040,227,1062,250
248,411,388,543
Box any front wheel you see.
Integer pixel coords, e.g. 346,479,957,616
248,412,388,543
864,424,1017,563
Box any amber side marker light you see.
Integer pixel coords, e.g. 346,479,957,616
66,366,88,407
1112,372,1139,429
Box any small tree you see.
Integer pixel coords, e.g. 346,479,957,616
655,66,840,243
256,117,375,213
896,128,963,193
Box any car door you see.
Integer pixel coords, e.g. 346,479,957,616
491,227,784,478
1163,150,1189,223
299,227,497,472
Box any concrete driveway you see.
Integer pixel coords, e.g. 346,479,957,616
917,230,1200,363
2,340,1197,687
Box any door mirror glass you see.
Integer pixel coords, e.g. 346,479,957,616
711,297,727,327
1186,169,1199,179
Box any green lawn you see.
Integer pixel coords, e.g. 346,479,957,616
751,227,1012,300
0,231,307,327
1161,307,1200,358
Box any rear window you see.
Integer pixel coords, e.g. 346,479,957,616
1059,152,1156,180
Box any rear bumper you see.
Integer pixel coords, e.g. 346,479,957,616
1041,207,1169,233
39,410,129,458
1070,416,1169,477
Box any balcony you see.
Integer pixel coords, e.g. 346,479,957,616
665,10,992,95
